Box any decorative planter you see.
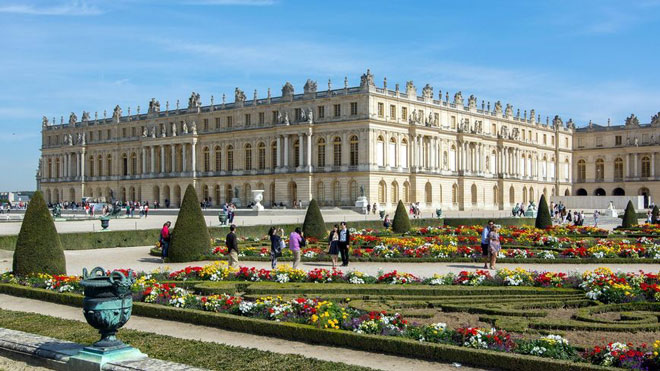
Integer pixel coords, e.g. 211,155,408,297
379,210,385,219
218,211,228,225
436,209,443,218
80,267,134,349
100,216,110,230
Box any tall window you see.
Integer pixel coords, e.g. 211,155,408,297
89,156,94,177
390,105,396,119
318,106,325,118
577,159,586,182
350,102,358,116
106,155,112,176
271,141,277,168
349,181,358,203
614,157,623,180
293,140,300,167
258,142,266,170
227,145,234,171
333,104,341,117
403,182,410,203
226,116,233,128
388,138,396,167
131,153,137,175
400,139,408,168
349,135,359,166
376,136,384,166
333,137,342,166
245,144,252,170
378,181,386,203
377,102,384,117
245,114,251,127
258,112,264,125
317,182,325,202
215,146,222,171
97,156,102,176
401,107,408,121
595,158,604,180
122,154,128,176
391,182,399,204
215,117,221,129
642,156,651,177
203,147,210,172
317,138,326,167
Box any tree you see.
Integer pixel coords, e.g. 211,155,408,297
535,194,552,229
12,191,66,275
168,185,211,262
652,205,659,224
302,199,326,240
622,200,638,228
392,200,411,233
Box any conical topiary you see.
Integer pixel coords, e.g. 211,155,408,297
652,205,659,224
12,190,66,275
392,200,411,233
535,194,552,229
622,200,638,228
302,199,326,239
168,185,211,262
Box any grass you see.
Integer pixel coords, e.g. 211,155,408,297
0,309,372,371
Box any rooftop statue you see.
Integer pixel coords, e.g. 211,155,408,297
148,98,161,113
422,84,433,99
303,79,317,94
505,104,513,118
553,115,563,128
453,91,463,106
42,116,49,128
468,94,477,109
81,111,90,122
625,113,640,127
182,121,188,134
69,112,77,126
235,88,246,103
188,92,201,109
307,108,314,124
494,101,502,115
360,69,375,88
112,105,122,120
652,112,660,126
282,82,294,97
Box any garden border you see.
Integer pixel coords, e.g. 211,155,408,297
0,283,611,371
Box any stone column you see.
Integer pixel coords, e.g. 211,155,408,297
306,132,312,170
298,133,303,168
150,146,155,174
191,141,197,176
160,146,165,173
276,136,281,168
283,135,289,168
170,145,176,173
652,153,655,178
625,154,629,178
634,153,639,177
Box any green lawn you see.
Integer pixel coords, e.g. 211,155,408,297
0,309,372,371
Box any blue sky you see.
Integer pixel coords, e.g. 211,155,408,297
1,0,659,190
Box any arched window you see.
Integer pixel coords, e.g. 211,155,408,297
642,156,651,177
452,184,457,204
97,155,103,176
614,158,623,180
333,137,342,166
227,145,234,171
349,180,358,203
317,138,326,167
388,138,396,167
376,136,384,166
317,182,325,203
391,182,399,204
89,155,94,177
293,140,300,167
245,144,252,170
541,156,548,178
122,153,128,176
378,181,386,203
203,147,210,172
425,182,432,204
47,158,52,178
493,186,498,205
471,184,477,205
564,159,569,181
106,154,112,176
400,139,408,168
403,182,410,203
449,145,456,171
350,135,359,166
577,159,586,182
55,158,60,178
215,185,221,205
215,146,222,171
549,158,555,180
509,186,515,204
131,152,137,175
595,158,604,181
258,142,266,170
333,181,341,205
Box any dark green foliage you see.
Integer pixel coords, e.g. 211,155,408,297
302,199,326,239
622,201,638,228
652,205,659,224
535,194,552,229
12,191,65,275
392,200,411,233
168,185,211,262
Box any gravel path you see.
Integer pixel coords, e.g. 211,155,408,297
1,246,658,276
0,295,481,371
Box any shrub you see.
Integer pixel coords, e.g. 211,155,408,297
535,194,552,229
168,185,211,262
392,200,411,233
302,199,326,240
12,191,66,276
652,205,659,224
622,201,638,228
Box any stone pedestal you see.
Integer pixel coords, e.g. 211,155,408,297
231,198,242,208
69,346,146,371
355,196,369,208
252,189,264,211
606,201,618,217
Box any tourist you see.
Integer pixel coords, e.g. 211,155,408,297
512,203,519,217
327,225,340,268
228,203,236,223
268,227,284,269
567,210,573,224
160,221,171,262
372,203,378,215
226,224,239,268
383,214,391,229
593,210,600,228
488,225,501,270
647,209,653,224
289,227,304,269
338,221,350,267
481,220,494,269
144,203,149,218
367,203,371,214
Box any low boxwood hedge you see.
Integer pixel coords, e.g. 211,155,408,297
0,283,612,371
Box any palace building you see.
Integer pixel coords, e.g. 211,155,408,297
572,113,660,207
39,70,581,210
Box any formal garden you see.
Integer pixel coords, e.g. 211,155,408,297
4,188,660,370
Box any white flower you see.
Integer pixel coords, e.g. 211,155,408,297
530,346,547,355
349,276,365,284
275,273,290,283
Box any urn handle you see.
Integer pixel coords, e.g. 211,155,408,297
82,266,107,280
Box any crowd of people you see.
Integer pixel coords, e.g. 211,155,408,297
549,201,593,226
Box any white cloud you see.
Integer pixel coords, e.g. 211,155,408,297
0,1,102,16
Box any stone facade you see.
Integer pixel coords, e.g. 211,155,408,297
38,70,573,211
573,113,660,207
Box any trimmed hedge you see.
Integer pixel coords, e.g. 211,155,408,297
302,199,327,240
12,190,66,276
536,194,552,229
168,185,211,262
622,200,638,228
392,200,411,233
0,284,611,371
